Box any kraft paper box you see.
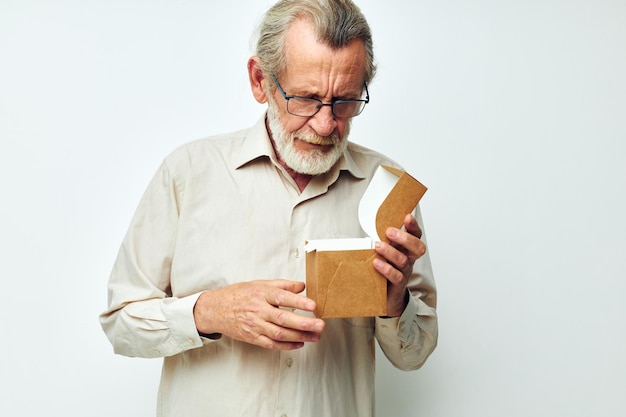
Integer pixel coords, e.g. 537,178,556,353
305,165,427,318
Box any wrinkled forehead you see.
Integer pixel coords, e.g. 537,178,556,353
281,19,368,88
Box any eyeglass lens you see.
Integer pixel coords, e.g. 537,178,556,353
287,97,365,118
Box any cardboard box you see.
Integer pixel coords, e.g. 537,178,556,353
305,165,427,318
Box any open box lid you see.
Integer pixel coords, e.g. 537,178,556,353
305,165,427,252
358,165,427,244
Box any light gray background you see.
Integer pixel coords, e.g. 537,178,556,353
1,1,625,416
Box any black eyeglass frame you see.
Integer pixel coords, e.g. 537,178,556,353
271,75,369,118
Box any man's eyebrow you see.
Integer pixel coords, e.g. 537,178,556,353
291,87,362,101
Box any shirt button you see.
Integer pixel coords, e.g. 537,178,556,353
294,249,300,258
285,358,294,368
281,414,288,417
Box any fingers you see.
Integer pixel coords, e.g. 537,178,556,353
373,214,427,316
255,309,325,350
377,213,422,269
263,279,316,312
375,225,426,276
237,296,325,350
403,213,422,239
195,280,325,351
387,214,426,263
267,279,306,294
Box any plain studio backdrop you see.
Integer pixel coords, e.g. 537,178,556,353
1,1,625,416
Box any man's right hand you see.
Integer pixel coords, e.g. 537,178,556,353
193,279,325,350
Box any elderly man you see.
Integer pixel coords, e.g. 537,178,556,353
100,1,437,416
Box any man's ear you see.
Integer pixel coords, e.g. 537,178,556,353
248,56,269,104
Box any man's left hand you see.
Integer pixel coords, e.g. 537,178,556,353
373,213,426,317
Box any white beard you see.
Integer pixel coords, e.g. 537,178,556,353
266,100,349,176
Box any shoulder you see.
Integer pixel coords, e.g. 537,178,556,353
169,127,249,163
160,126,251,178
345,141,403,177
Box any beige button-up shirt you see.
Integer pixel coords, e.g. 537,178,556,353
100,115,438,417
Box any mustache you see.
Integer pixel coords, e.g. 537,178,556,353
295,132,340,146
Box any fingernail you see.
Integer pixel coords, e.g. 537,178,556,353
387,228,398,238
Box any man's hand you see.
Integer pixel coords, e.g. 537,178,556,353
373,213,427,317
193,279,325,350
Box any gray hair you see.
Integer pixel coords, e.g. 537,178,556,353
254,0,376,84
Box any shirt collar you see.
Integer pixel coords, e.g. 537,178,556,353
234,112,366,180
336,145,366,180
233,115,275,169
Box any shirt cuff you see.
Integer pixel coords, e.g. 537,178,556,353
375,292,418,343
165,292,212,350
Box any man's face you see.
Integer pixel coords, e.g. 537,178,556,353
266,97,349,176
267,19,368,175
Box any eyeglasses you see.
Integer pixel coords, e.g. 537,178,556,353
271,75,369,118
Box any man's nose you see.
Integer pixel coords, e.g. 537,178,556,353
310,104,337,137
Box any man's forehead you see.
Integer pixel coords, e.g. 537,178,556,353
281,20,367,92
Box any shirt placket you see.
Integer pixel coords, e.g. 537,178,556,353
274,201,310,417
